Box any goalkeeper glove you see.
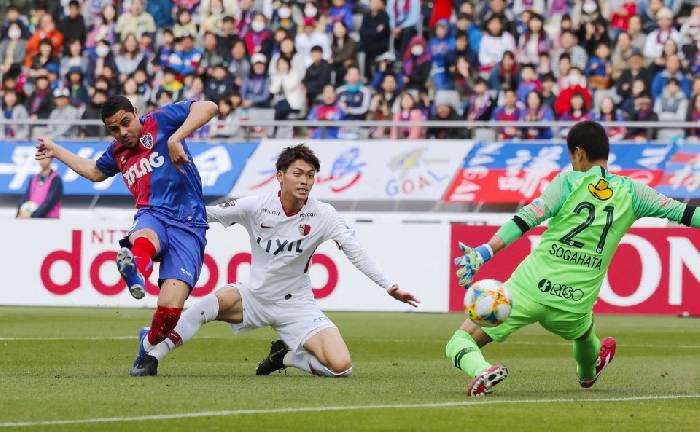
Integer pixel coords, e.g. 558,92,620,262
454,243,493,288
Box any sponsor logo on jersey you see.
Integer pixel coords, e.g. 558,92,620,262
256,237,304,255
260,208,281,216
261,223,272,229
588,179,613,201
538,278,584,302
140,133,154,149
299,224,311,236
123,152,165,187
299,212,317,218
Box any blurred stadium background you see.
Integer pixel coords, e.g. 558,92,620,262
0,0,698,430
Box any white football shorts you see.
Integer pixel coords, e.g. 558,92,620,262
227,283,337,352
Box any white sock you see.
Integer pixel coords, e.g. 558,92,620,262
149,294,219,361
282,350,352,377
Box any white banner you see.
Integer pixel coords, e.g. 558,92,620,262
0,217,449,312
231,139,473,201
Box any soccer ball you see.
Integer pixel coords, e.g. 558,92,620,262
18,201,38,218
464,279,512,327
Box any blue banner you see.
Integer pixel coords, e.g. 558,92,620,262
655,144,700,198
0,140,257,196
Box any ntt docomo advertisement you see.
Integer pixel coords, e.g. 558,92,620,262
1,218,448,312
449,225,700,315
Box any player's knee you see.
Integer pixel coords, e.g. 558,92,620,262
327,356,352,375
215,287,241,314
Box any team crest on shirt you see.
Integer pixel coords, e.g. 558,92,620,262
140,133,154,149
299,224,311,236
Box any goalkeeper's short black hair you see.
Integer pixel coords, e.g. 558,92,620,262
566,120,610,162
276,144,321,172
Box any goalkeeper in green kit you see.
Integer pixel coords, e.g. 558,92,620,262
447,121,700,396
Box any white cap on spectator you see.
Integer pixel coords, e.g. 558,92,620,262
53,88,70,98
251,53,267,64
656,7,673,20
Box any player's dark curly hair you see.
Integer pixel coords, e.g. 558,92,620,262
567,120,610,162
276,144,321,172
101,95,135,121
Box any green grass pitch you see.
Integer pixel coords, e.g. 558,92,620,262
1,307,698,431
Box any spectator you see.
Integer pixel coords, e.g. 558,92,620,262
42,87,80,137
359,0,391,79
650,54,692,99
172,7,198,39
330,21,358,87
643,8,681,60
539,54,554,78
1,89,29,139
516,64,542,103
555,67,592,115
580,17,611,57
516,13,549,66
241,53,271,108
610,32,634,81
24,13,64,67
452,56,475,103
427,90,466,139
60,39,88,77
627,15,646,50
572,0,607,30
679,6,700,66
491,87,523,139
65,68,88,107
593,95,626,140
228,40,251,88
686,95,700,140
454,10,482,53
124,77,147,113
168,33,202,76
512,0,546,16
391,90,424,139
86,39,116,87
479,0,516,35
58,1,86,48
235,0,255,39
560,91,592,125
270,56,306,119
86,3,117,48
478,15,516,74
16,154,63,219
552,31,588,76
270,37,305,77
210,97,242,138
465,77,494,121
447,31,478,71
541,72,558,109
387,0,420,56
0,5,30,40
642,0,682,30
200,32,225,76
585,40,612,90
326,0,353,33
402,36,431,92
28,39,60,80
488,50,518,92
308,84,343,139
522,90,554,139
203,62,233,103
186,75,206,101
654,77,688,139
296,17,330,67
270,0,298,37
610,0,637,37
428,19,454,90
625,93,658,140
368,73,398,137
158,67,184,100
337,65,371,120
79,89,108,137
115,33,149,82
303,45,333,108
199,0,237,35
116,0,156,39
649,38,683,77
217,16,239,57
616,49,651,101
246,13,274,59
0,22,26,74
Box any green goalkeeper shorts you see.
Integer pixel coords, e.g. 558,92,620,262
482,282,593,343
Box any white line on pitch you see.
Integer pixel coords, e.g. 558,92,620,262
1,394,698,428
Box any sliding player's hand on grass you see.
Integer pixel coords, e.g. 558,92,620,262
454,242,493,288
387,285,420,308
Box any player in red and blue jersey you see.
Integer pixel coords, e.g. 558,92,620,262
35,95,218,376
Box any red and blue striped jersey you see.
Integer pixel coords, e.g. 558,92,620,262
95,100,207,228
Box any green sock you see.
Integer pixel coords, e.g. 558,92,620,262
573,326,601,381
445,330,491,377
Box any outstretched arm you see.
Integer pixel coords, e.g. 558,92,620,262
35,137,107,182
456,172,570,287
632,181,700,228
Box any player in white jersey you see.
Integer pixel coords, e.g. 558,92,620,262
136,144,420,377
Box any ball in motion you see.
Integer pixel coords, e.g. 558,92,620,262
464,279,512,327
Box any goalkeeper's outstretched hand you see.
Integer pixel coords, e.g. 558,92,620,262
454,243,493,288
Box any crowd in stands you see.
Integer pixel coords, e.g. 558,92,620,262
0,0,698,141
